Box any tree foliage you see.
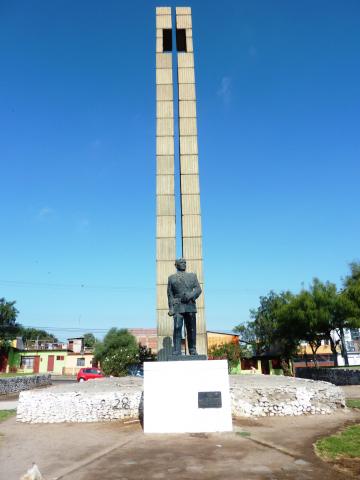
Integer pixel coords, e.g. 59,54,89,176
94,328,140,376
208,342,243,373
233,323,257,355
20,327,58,343
138,344,156,363
249,290,296,357
83,332,97,348
0,298,20,349
236,262,360,370
343,262,360,307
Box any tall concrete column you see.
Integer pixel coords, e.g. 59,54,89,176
176,7,207,356
156,6,207,358
156,7,176,359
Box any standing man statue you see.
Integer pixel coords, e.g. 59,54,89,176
167,258,202,356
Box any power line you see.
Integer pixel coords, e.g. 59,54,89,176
0,325,121,332
0,279,154,291
0,279,263,294
23,326,114,332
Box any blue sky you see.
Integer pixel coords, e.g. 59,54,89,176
1,1,359,340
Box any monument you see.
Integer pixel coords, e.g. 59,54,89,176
144,6,232,433
14,7,345,431
155,6,207,359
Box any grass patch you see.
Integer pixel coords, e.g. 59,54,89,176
346,399,360,409
236,430,251,437
315,424,360,460
0,372,34,377
0,410,16,422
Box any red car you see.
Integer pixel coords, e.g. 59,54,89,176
77,367,104,382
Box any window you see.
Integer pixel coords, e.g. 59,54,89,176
21,357,34,369
241,358,257,370
346,341,356,353
162,29,172,52
77,358,85,367
350,329,360,341
56,356,64,361
176,29,187,52
271,358,282,369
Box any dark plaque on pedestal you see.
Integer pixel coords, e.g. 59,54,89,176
198,391,222,408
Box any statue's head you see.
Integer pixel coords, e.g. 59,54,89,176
175,258,186,272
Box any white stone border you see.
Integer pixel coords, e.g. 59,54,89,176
16,375,345,424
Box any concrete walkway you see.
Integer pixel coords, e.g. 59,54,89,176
1,408,359,479
0,400,18,410
342,384,360,399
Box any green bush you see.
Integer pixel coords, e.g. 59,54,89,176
94,328,139,377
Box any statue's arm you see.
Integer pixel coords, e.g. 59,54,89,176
183,274,202,302
167,277,175,315
192,274,202,300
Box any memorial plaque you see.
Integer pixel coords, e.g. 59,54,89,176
198,391,222,408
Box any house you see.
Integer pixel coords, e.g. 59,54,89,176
293,341,336,370
128,328,241,354
292,328,360,369
67,337,85,353
207,330,239,349
0,337,24,373
336,328,360,366
63,352,95,376
5,336,96,376
19,349,67,375
128,328,157,352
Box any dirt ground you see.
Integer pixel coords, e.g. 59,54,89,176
0,407,359,480
342,385,360,399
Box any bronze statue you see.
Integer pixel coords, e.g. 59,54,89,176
167,258,202,355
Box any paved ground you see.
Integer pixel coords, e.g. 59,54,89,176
1,407,360,479
342,385,360,399
0,400,18,410
1,383,359,479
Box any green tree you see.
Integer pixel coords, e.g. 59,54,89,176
250,291,297,363
138,344,156,363
20,327,58,343
278,281,332,367
240,291,299,375
0,298,20,350
343,261,360,307
83,332,97,349
208,342,243,373
333,290,360,367
232,323,257,357
94,328,139,376
309,267,360,366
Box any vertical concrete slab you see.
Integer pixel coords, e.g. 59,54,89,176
156,7,176,359
176,6,207,356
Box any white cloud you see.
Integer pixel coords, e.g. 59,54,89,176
217,76,232,104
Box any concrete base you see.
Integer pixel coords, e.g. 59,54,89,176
143,359,232,433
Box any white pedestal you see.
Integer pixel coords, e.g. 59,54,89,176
144,359,232,433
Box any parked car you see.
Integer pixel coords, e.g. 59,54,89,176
77,367,104,382
127,364,144,377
